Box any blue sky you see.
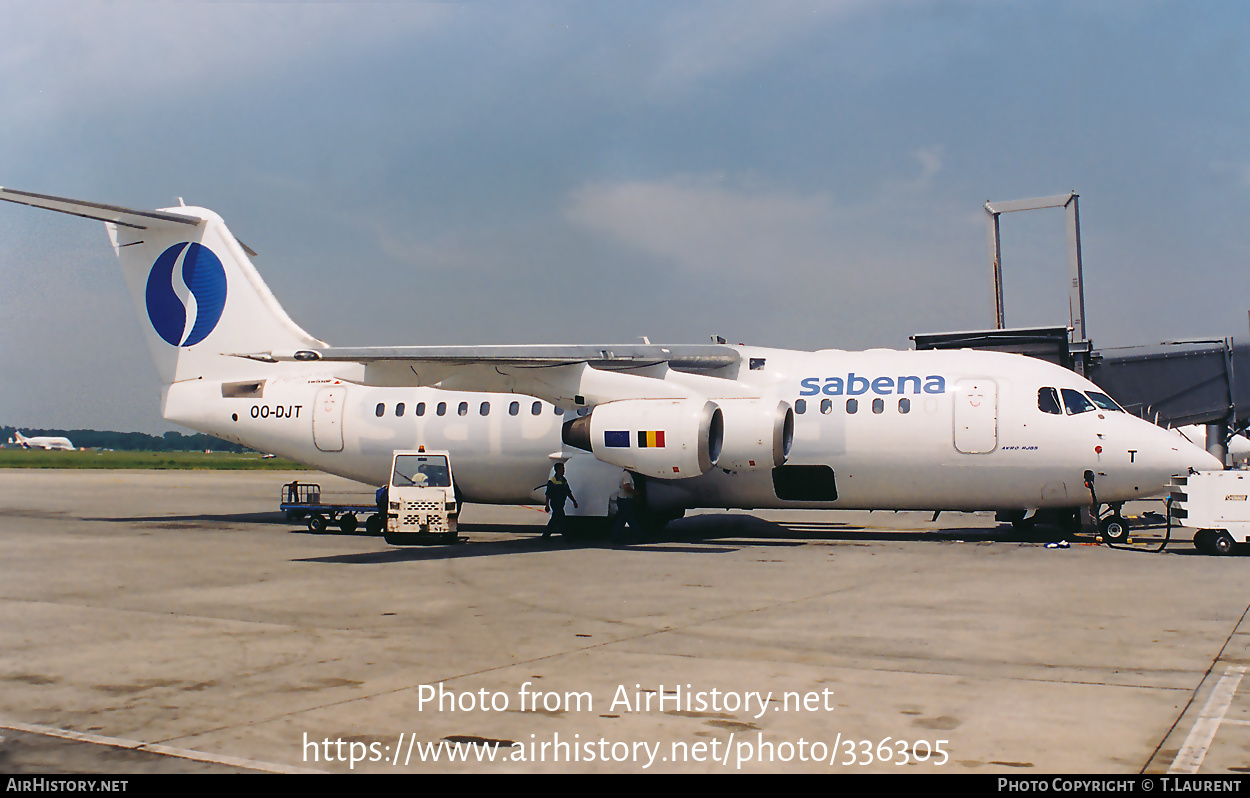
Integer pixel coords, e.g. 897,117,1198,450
2,1,1248,433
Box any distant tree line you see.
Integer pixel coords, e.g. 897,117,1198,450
1,426,254,453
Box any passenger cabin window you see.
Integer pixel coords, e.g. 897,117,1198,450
509,401,520,416
375,403,385,417
1086,391,1122,412
437,402,447,416
480,401,490,416
820,398,832,414
898,397,911,414
416,402,426,416
531,401,542,416
794,399,806,414
458,401,469,416
395,402,405,417
1060,388,1095,415
872,398,884,414
1038,387,1062,415
846,398,858,414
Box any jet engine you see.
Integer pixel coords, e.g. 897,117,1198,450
714,398,794,470
562,399,723,479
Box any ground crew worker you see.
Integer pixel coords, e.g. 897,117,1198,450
611,470,639,543
544,462,578,538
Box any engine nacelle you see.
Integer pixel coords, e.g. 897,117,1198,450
715,398,794,471
563,399,723,479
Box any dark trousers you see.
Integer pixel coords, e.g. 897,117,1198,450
545,503,567,536
611,498,636,542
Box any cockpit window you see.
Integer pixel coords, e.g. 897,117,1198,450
1060,388,1095,415
1038,387,1062,415
1085,391,1122,412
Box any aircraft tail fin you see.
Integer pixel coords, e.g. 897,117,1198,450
0,188,325,386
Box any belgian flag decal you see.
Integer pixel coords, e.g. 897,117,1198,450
637,430,666,448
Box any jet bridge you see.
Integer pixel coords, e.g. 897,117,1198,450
1088,338,1250,464
919,192,1250,464
985,192,1089,374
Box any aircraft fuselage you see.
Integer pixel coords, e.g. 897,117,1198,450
164,346,1206,516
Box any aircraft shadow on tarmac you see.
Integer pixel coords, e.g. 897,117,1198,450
84,511,289,528
83,510,1223,562
290,514,1123,565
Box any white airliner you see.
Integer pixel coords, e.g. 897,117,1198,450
9,431,75,450
0,187,1221,535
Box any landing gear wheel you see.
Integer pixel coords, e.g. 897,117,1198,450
307,513,328,534
1194,529,1214,554
338,513,358,534
365,514,383,536
1100,514,1130,544
1211,530,1236,556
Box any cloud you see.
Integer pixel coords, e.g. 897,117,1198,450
907,146,944,190
0,3,453,127
560,160,990,349
0,1,875,128
647,0,875,87
1210,159,1250,190
565,175,835,280
563,151,955,287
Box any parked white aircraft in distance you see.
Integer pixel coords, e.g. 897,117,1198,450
0,187,1222,538
9,431,74,450
1172,424,1250,466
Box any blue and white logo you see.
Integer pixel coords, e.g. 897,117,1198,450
145,242,227,347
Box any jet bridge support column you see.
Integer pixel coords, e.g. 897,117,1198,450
1206,419,1230,467
1206,338,1237,467
984,192,1089,376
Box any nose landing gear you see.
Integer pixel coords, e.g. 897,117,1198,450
1098,512,1130,544
1085,469,1139,548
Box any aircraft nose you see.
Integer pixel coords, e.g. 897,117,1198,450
1129,420,1225,480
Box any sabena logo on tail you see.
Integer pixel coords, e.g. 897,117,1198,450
144,242,228,346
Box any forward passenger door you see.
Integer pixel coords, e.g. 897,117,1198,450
953,379,998,454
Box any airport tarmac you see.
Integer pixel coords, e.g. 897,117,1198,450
0,469,1247,774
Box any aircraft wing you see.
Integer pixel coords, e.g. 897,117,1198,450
243,343,746,405
260,344,740,368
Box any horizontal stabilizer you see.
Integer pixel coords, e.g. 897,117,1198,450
0,187,201,230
